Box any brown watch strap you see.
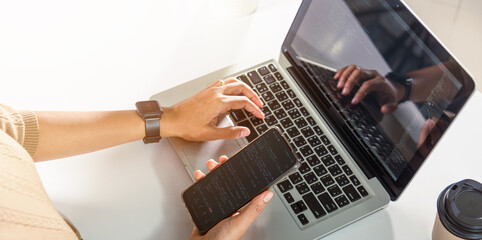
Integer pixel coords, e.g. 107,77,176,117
144,118,161,143
135,100,162,144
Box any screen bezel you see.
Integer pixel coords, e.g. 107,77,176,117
181,128,300,234
280,0,476,200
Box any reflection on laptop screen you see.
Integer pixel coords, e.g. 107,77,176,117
287,0,474,182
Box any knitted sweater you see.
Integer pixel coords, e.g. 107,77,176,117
0,104,78,239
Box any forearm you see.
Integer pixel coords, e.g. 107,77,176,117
33,110,145,162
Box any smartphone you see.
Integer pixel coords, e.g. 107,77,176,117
181,128,300,235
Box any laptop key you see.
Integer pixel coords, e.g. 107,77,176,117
264,74,276,84
289,172,303,184
301,127,315,137
277,179,293,193
268,63,277,72
250,116,263,126
342,165,353,176
343,184,362,202
264,115,277,126
293,98,303,107
350,175,361,186
293,136,307,148
321,155,335,167
314,146,329,157
258,66,270,76
334,155,345,165
296,182,310,195
335,175,350,187
311,182,325,195
299,162,311,174
261,91,275,102
237,120,258,142
297,214,309,225
307,155,321,167
294,118,308,128
328,185,342,197
274,109,287,119
358,186,368,197
229,109,246,122
303,172,318,185
282,100,295,110
320,175,335,187
275,91,288,102
256,124,268,134
275,72,284,81
303,193,327,219
284,192,294,204
335,195,350,208
318,193,338,213
320,135,331,145
247,71,262,84
255,83,269,93
287,89,296,98
288,109,301,119
237,74,252,88
299,145,314,157
328,165,343,176
300,107,309,117
307,136,321,147
280,118,294,129
313,165,328,176
280,80,290,89
269,82,282,93
286,127,300,138
314,126,323,135
307,116,316,126
327,145,338,155
268,100,281,110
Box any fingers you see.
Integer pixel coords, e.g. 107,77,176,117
222,80,263,108
206,159,220,171
219,155,228,164
222,95,264,120
208,125,251,140
417,119,435,149
336,65,358,90
351,78,375,105
231,190,273,233
194,170,205,181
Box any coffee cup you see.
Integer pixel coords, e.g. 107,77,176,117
432,179,482,240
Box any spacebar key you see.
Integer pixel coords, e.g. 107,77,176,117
302,193,327,219
238,120,258,142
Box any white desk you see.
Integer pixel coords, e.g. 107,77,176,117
1,0,481,239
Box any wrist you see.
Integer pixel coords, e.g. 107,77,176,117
392,81,407,103
159,106,177,138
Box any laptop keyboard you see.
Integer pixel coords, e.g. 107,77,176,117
229,62,369,229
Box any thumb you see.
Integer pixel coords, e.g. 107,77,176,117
381,103,398,114
210,126,251,140
231,190,273,232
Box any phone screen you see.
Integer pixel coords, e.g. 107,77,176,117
182,128,298,234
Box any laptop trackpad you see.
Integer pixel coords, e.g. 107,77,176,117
181,115,244,176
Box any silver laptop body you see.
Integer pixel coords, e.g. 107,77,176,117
151,0,476,239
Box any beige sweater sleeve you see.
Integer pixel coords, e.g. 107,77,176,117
0,104,79,240
0,104,39,157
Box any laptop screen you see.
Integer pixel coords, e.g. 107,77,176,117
282,0,475,199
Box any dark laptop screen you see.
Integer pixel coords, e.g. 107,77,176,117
282,0,475,199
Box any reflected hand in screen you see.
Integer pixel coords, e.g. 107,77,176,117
334,65,404,114
190,156,273,240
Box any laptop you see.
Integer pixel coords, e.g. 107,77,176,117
151,0,476,239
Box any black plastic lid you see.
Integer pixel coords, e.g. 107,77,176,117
437,179,482,239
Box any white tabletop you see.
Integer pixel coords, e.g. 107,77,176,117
1,0,481,239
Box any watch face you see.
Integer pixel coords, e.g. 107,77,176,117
137,101,161,117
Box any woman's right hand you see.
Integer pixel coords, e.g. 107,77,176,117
334,65,405,114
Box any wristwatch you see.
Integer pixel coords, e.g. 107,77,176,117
135,100,163,144
385,72,413,103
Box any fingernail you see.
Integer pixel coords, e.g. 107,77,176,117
263,191,273,203
241,129,250,137
342,88,348,95
351,98,358,104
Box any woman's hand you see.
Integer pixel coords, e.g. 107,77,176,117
160,78,264,141
190,156,273,240
334,65,405,114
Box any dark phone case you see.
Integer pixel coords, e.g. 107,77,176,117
181,127,300,235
